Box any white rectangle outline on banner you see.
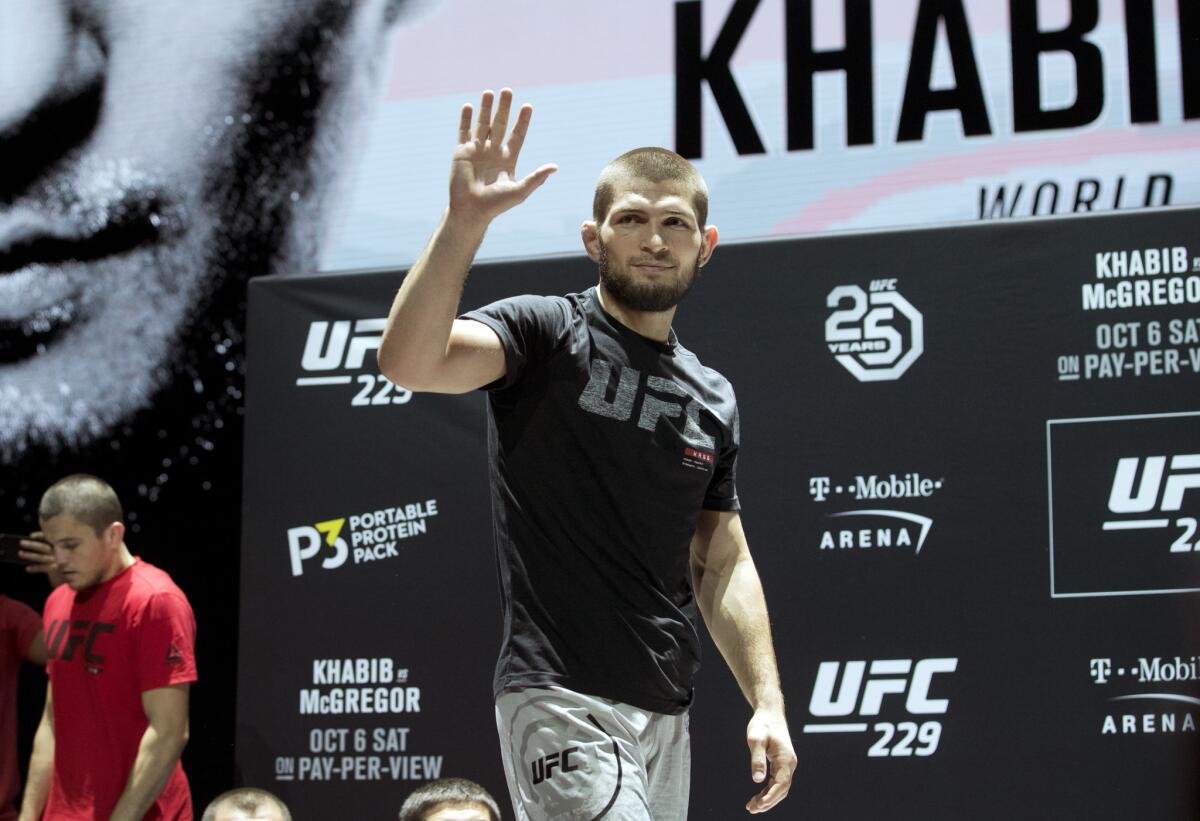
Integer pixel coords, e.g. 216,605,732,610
1046,410,1200,599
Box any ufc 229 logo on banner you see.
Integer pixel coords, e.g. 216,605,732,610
296,318,413,407
1047,411,1200,597
825,280,924,381
1106,454,1200,553
802,658,957,757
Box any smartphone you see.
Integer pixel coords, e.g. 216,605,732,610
0,534,49,566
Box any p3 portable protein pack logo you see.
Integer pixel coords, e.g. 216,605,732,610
825,279,924,381
802,658,958,757
287,501,439,576
1047,411,1200,597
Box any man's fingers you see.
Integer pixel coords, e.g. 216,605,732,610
748,736,767,784
19,539,52,555
474,89,494,143
20,547,56,571
504,164,557,208
457,103,473,144
506,104,534,158
745,772,791,814
490,88,513,146
520,164,557,191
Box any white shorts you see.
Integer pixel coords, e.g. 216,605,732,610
495,686,690,821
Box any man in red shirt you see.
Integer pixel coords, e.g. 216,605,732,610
18,475,196,821
1,594,47,821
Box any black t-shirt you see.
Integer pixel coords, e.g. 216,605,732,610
462,287,740,714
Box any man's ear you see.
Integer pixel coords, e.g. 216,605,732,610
581,221,602,263
105,521,126,547
698,225,719,267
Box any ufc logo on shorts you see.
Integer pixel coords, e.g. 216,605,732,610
530,747,581,784
809,658,957,717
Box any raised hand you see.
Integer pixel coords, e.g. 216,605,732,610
448,88,556,224
19,531,63,588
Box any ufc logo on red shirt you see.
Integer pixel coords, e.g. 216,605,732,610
46,618,116,664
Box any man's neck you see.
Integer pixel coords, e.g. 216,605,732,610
596,284,676,343
99,545,136,585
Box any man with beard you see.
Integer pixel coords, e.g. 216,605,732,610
378,89,795,819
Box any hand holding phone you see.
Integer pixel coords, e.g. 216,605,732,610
0,533,62,587
0,534,41,566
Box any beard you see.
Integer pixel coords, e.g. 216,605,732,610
597,240,700,313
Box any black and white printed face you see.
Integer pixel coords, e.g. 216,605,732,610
0,0,407,459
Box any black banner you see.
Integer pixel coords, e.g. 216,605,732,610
239,206,1199,819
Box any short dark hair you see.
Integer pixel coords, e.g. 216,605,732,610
592,147,708,227
38,474,123,535
201,788,292,821
398,777,501,821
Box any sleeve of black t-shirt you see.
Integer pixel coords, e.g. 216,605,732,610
703,396,740,511
460,295,572,391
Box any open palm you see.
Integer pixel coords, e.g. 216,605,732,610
449,88,556,222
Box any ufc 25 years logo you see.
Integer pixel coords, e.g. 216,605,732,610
802,658,957,758
825,280,924,382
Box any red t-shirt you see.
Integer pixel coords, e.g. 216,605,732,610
43,559,197,821
1,596,43,821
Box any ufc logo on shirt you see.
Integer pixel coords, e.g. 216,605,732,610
577,361,715,450
46,618,116,664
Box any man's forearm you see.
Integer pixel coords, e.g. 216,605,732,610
18,720,54,821
696,553,784,710
377,209,489,386
107,725,187,821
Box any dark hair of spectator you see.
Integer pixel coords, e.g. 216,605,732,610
398,777,501,821
38,474,124,535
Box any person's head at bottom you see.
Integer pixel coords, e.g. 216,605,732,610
201,788,292,821
399,777,501,821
